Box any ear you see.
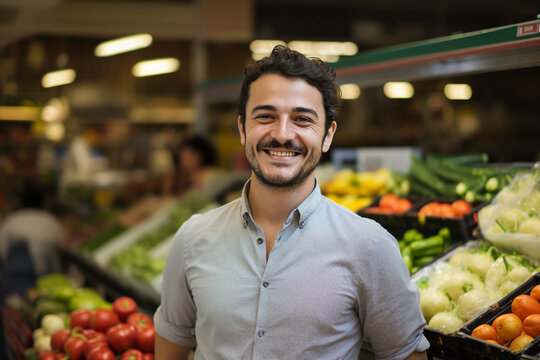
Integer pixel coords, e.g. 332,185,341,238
238,115,246,146
322,121,337,152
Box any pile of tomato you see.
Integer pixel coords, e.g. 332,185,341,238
40,296,155,360
470,284,540,352
417,200,473,218
363,194,413,215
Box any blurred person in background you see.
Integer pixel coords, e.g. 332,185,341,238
161,135,220,198
154,46,428,360
0,180,64,306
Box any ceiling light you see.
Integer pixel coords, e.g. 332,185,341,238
288,41,358,56
95,33,153,57
340,84,361,100
383,82,414,99
444,83,472,100
132,58,180,77
249,40,286,54
41,69,76,88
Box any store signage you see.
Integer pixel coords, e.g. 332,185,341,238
516,21,540,37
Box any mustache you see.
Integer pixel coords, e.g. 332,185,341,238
257,139,306,153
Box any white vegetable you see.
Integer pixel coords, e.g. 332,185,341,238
463,253,495,280
438,270,483,301
34,335,52,354
419,289,452,321
502,265,531,285
427,311,465,333
41,314,66,335
495,281,520,299
33,328,45,342
457,289,495,321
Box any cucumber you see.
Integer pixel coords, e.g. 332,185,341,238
409,178,439,198
409,156,455,197
426,153,489,165
409,235,444,253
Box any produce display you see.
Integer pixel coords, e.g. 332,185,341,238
323,168,409,212
398,227,452,274
408,153,530,202
469,283,540,351
414,242,539,333
106,191,214,282
9,273,157,360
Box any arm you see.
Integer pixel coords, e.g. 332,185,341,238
404,351,427,360
155,333,193,360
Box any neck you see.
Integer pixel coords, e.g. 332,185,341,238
248,174,315,226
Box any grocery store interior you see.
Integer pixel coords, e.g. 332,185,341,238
1,0,540,359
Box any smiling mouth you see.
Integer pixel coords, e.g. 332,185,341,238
266,150,298,157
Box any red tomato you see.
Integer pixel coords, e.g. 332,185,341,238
87,347,117,360
451,200,473,217
127,312,153,333
438,203,456,218
106,323,137,353
70,308,92,329
51,328,71,352
121,349,143,360
91,308,119,333
64,336,87,360
83,337,109,359
379,194,399,211
395,198,412,214
38,352,56,360
511,295,540,321
112,296,138,322
530,284,540,302
79,329,106,341
135,326,155,353
522,313,540,338
142,354,154,360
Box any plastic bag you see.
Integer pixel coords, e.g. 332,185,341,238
478,163,540,260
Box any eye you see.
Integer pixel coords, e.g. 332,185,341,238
295,116,313,124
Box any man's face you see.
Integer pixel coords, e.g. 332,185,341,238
238,74,336,188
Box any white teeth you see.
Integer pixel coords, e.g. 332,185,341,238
268,150,295,157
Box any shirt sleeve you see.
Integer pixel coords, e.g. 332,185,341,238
356,223,429,360
153,224,198,347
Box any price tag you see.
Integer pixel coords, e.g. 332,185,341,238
516,21,540,37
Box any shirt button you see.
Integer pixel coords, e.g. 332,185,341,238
299,221,305,228
258,330,264,337
263,281,269,287
257,238,263,244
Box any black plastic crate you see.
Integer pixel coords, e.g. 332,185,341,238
456,273,540,360
424,327,463,360
405,199,486,241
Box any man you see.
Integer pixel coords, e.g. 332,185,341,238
154,46,429,360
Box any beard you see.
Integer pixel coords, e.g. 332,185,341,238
244,139,321,189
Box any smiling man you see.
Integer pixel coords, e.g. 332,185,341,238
154,46,429,360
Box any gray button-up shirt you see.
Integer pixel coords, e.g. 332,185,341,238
154,179,429,360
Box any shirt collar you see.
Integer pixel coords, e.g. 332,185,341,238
240,178,323,228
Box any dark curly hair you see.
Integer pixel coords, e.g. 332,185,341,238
238,45,341,134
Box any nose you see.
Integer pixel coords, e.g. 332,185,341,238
271,115,295,143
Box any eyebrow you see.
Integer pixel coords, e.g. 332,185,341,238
251,104,319,119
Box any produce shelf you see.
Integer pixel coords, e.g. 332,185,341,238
58,246,161,315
